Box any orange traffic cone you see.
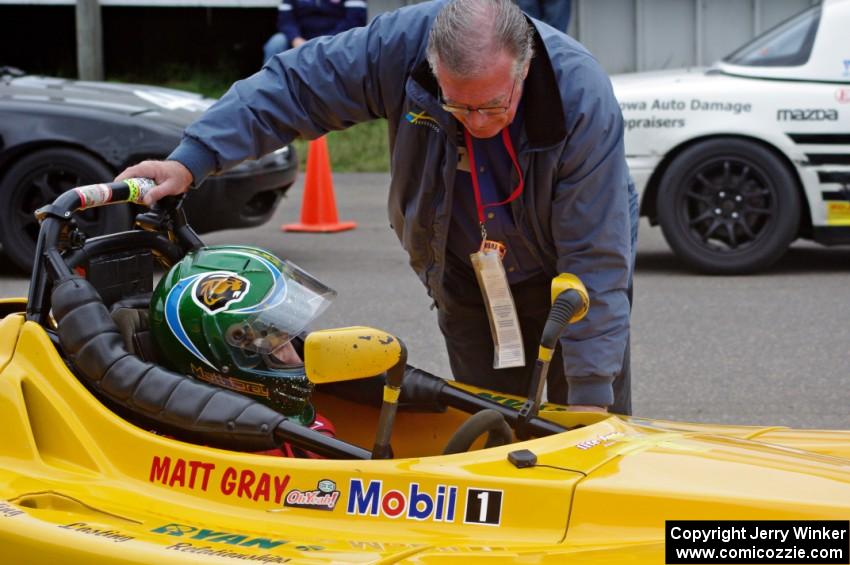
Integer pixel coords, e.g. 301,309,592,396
282,136,357,233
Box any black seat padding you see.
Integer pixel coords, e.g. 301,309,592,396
111,307,157,362
52,275,286,451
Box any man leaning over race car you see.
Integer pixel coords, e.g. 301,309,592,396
117,0,639,415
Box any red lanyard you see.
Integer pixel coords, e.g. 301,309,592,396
463,128,524,238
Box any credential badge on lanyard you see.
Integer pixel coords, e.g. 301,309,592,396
465,128,525,369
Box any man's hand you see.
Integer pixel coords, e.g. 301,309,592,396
292,37,307,48
115,160,193,206
567,405,609,413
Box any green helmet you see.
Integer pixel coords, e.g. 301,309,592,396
150,245,336,424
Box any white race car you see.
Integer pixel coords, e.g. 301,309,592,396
613,0,850,273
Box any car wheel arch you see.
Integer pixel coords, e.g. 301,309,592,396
640,133,811,234
0,140,118,186
0,145,132,272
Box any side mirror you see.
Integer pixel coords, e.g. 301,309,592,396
304,326,403,384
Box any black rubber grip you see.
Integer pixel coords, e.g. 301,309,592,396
540,289,583,349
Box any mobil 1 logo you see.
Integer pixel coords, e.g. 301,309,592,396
346,480,503,526
464,488,503,526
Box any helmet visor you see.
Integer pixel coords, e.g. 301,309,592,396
211,261,336,370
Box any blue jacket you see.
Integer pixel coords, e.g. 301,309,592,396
277,0,368,41
171,0,634,407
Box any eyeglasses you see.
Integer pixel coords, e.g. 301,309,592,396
439,78,518,116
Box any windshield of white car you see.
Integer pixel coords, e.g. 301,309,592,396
723,5,820,67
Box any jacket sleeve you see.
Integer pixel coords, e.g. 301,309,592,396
169,4,430,185
551,54,633,408
326,0,369,36
276,0,301,42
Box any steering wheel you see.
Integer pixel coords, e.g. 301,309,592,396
442,409,513,455
28,179,371,460
27,180,194,323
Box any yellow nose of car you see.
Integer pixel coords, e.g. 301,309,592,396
1,181,848,564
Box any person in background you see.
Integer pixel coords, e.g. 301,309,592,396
515,0,571,33
119,0,637,415
263,0,368,63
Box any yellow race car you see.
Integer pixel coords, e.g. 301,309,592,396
1,180,848,564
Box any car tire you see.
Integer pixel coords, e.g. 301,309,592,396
0,147,132,273
656,139,800,274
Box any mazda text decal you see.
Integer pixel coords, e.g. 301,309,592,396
777,108,839,121
346,479,503,526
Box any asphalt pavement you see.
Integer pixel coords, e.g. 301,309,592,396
1,172,847,429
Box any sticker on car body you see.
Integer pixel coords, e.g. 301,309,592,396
284,479,341,511
346,479,503,526
826,202,850,225
148,455,291,505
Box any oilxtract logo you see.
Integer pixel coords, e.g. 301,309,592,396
777,109,838,121
346,479,502,526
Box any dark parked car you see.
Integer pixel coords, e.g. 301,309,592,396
0,67,297,272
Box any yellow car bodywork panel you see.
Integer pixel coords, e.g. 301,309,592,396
0,321,582,563
1,317,849,564
566,434,850,547
0,310,23,373
463,385,850,461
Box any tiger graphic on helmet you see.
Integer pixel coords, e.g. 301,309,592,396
194,273,250,313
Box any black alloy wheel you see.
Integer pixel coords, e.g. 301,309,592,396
0,148,132,272
656,139,800,274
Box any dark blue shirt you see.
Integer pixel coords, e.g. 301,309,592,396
448,106,542,284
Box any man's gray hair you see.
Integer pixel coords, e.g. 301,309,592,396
427,0,534,79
